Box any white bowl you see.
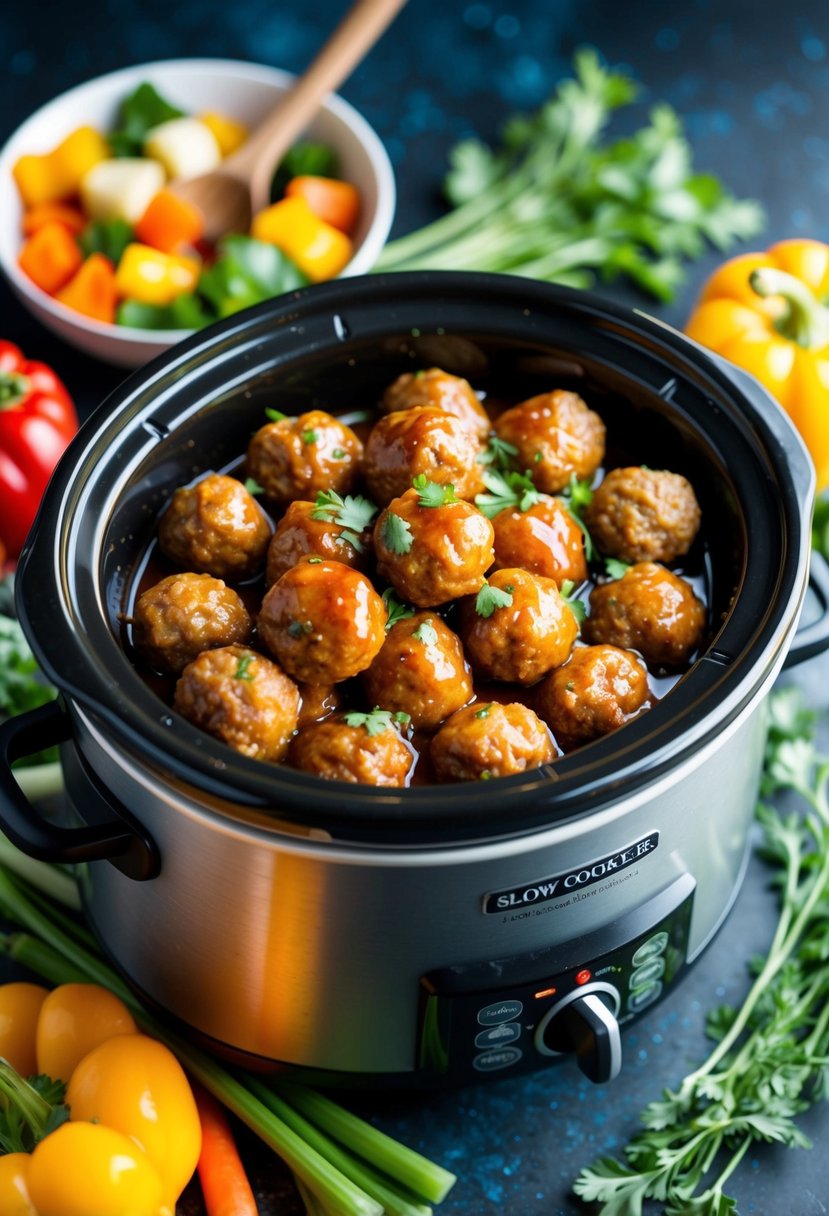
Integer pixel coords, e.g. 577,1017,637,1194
0,58,396,368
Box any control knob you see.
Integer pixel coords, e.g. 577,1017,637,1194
534,983,622,1083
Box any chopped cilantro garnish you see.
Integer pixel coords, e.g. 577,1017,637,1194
475,580,515,617
560,579,586,625
234,654,255,681
476,435,520,471
412,620,438,645
244,477,265,496
412,474,458,507
266,408,288,423
302,429,318,445
381,512,414,555
474,703,493,719
312,490,377,553
475,468,541,518
381,589,415,630
343,707,412,737
604,557,631,580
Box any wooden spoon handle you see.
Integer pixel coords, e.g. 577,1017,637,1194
230,0,407,191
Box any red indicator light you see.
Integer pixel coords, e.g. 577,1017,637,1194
533,986,557,1000
575,968,592,986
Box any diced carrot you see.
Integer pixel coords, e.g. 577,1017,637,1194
22,202,87,237
55,253,118,323
284,176,361,235
135,188,205,253
18,221,83,294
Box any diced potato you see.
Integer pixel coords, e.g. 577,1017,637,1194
81,159,165,224
144,118,222,180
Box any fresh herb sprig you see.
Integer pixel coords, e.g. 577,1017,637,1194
311,490,378,553
475,468,541,518
573,687,829,1215
343,707,411,737
376,48,764,301
381,588,415,630
412,474,458,507
476,579,514,617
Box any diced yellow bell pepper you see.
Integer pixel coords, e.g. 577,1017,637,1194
250,196,353,282
198,111,249,157
114,243,200,306
13,126,110,207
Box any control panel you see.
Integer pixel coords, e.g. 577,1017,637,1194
418,874,694,1084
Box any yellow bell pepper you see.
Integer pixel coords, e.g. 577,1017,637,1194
199,110,249,156
115,242,200,306
0,1152,37,1216
251,195,353,281
685,238,829,490
26,1122,167,1216
13,126,109,208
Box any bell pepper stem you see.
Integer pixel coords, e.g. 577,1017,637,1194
0,372,30,409
750,266,829,349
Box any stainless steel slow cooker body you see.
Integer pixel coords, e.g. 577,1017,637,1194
3,272,826,1087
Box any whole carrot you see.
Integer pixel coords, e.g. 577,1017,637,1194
194,1081,260,1216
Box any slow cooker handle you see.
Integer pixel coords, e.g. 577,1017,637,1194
0,699,160,880
785,551,829,668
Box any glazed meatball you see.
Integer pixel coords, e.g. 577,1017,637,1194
173,645,300,761
157,473,271,581
459,568,580,685
246,410,362,505
380,368,491,439
583,562,706,668
289,711,415,786
431,701,556,782
584,466,702,563
493,390,605,493
374,488,495,607
363,612,473,731
258,557,387,683
265,499,372,585
534,644,651,752
132,572,252,674
296,683,341,729
492,494,588,586
362,406,484,505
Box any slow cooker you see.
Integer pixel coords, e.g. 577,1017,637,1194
2,272,828,1088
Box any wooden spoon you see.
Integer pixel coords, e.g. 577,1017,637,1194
170,0,407,241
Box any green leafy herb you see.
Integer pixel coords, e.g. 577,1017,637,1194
573,687,829,1214
475,468,540,518
287,619,313,639
307,557,323,564
311,490,377,553
271,141,340,200
474,703,493,719
233,654,255,681
332,448,347,460
108,81,185,157
0,614,56,720
244,477,264,496
0,1060,68,1153
559,474,596,560
381,512,414,555
381,588,415,630
266,408,288,423
476,435,520,471
475,580,514,617
412,620,439,645
302,430,318,445
376,49,764,301
412,474,458,507
604,556,631,580
343,707,411,737
560,579,586,624
77,218,134,264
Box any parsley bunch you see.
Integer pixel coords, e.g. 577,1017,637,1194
573,688,829,1214
376,49,764,302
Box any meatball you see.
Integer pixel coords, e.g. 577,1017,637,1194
265,499,372,585
534,644,651,752
380,368,491,439
431,702,556,782
492,390,605,493
583,561,706,668
246,410,362,505
362,406,484,505
289,711,415,786
459,568,579,685
296,682,340,729
157,473,271,581
374,488,495,607
492,494,588,586
257,557,387,683
363,612,473,731
584,466,702,563
132,572,252,675
173,645,300,761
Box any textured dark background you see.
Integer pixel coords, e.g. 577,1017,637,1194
3,1,829,1213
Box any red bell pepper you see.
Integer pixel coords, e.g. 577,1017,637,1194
0,340,78,558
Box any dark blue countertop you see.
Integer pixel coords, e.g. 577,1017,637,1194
3,1,829,1213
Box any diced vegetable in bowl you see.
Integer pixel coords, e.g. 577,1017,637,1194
0,59,395,367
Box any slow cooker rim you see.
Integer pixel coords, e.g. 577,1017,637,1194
15,272,813,841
